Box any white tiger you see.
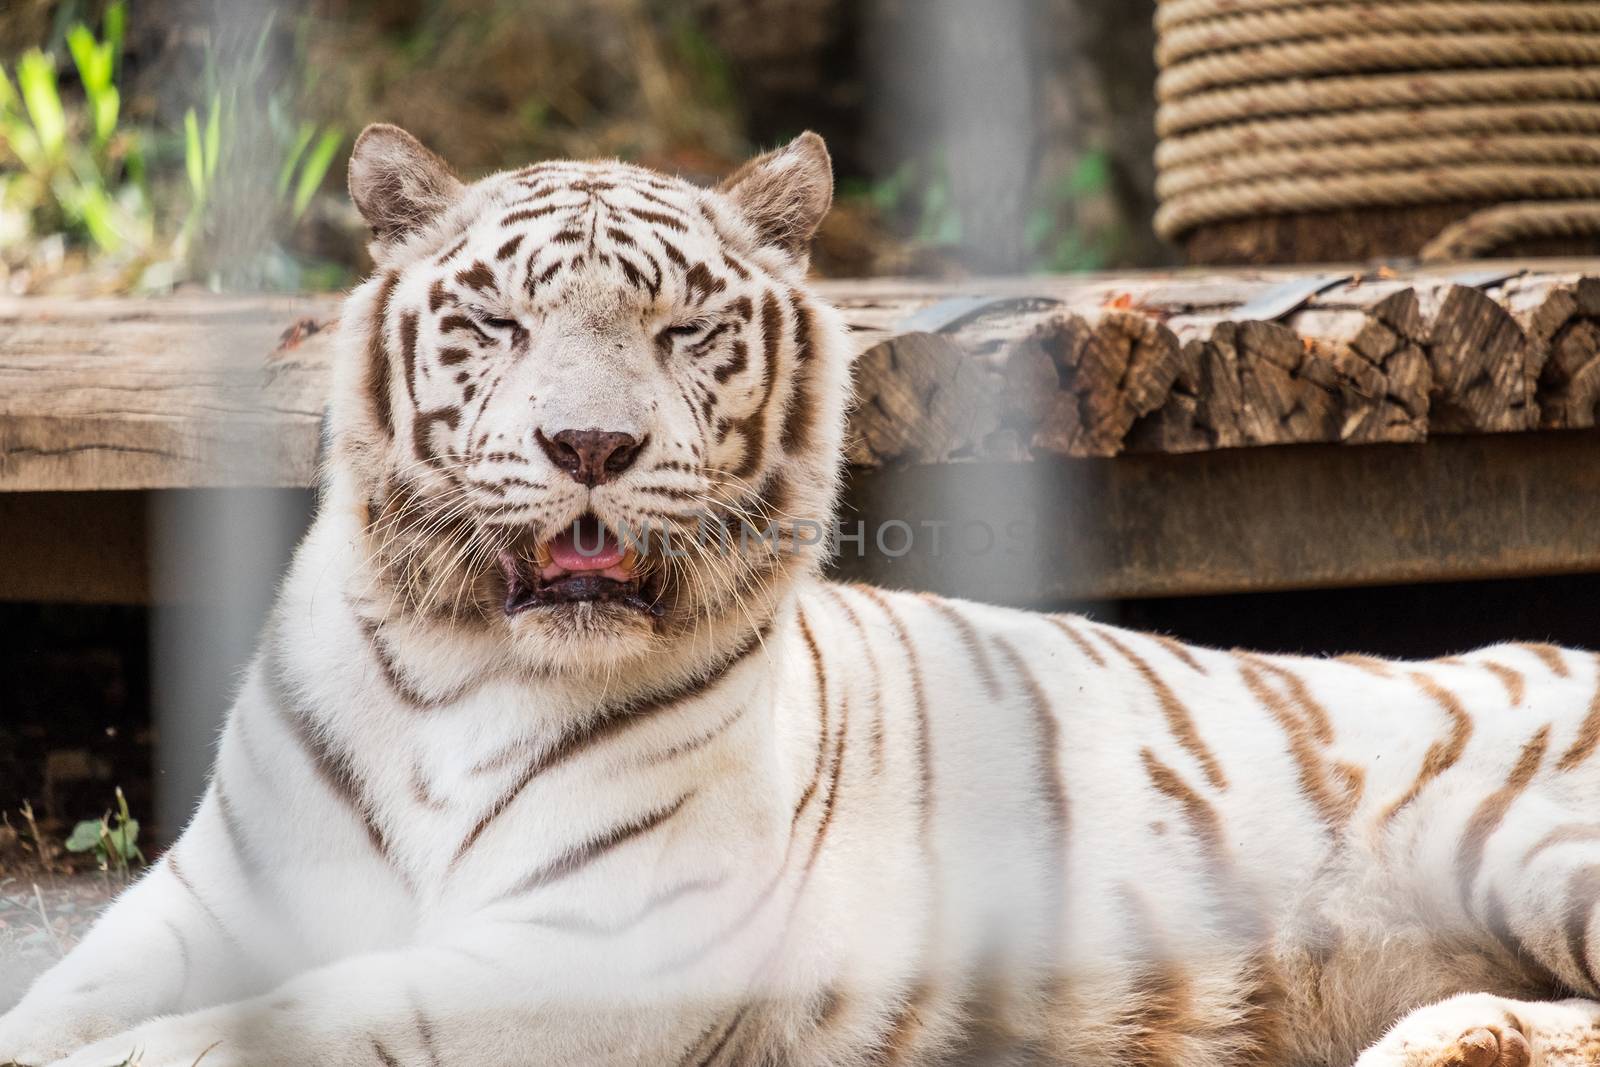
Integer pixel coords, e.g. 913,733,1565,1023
6,125,1600,1067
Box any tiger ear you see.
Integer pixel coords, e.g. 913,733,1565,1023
716,132,833,260
348,123,465,243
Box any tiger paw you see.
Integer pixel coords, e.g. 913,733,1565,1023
1355,994,1532,1067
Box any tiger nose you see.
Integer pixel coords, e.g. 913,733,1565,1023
536,428,645,487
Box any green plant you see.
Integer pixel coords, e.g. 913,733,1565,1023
65,787,145,882
177,18,346,291
0,1,151,258
1025,148,1118,273
848,156,963,249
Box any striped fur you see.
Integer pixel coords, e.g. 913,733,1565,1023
9,133,1600,1067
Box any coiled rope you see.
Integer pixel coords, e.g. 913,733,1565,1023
1153,0,1600,259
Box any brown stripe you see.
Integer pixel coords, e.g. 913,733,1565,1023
682,1007,748,1067
1336,653,1395,678
495,792,694,901
1524,643,1573,677
1482,660,1528,706
851,585,945,1013
161,917,192,1001
789,683,849,912
521,875,727,938
922,595,1003,700
1141,749,1228,873
992,637,1069,839
265,650,394,866
371,1039,402,1067
400,309,420,384
409,760,450,812
1484,887,1533,977
728,290,782,480
358,617,481,710
451,626,766,868
366,272,401,437
629,206,688,232
1456,725,1550,912
791,611,832,826
1155,635,1206,674
1127,963,1201,1067
1045,617,1106,667
1100,630,1229,792
779,290,817,453
1241,655,1334,745
1380,672,1474,826
413,1004,443,1067
165,853,241,950
876,984,934,1066
214,781,267,882
455,261,495,292
1141,748,1263,939
820,585,887,775
993,635,1070,959
1238,663,1351,832
1566,864,1600,994
1522,822,1600,867
1558,657,1600,771
645,702,749,766
1112,893,1203,1067
854,587,936,834
434,235,469,263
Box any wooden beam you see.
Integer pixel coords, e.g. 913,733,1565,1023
0,295,337,491
834,429,1600,603
5,262,1600,491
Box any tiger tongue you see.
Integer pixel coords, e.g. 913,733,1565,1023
546,525,626,573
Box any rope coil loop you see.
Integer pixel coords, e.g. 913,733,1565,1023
1153,0,1600,259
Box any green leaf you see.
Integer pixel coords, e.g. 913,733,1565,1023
105,1,127,58
203,94,222,180
276,122,315,200
291,128,342,221
73,183,125,254
16,51,65,161
184,108,205,198
1067,149,1111,197
65,819,106,853
66,26,107,92
92,84,119,145
109,818,140,862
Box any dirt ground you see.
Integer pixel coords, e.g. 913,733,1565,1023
0,872,119,1012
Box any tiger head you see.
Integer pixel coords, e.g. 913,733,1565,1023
330,124,849,678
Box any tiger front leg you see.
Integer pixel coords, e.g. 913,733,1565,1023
37,933,726,1067
1353,993,1600,1067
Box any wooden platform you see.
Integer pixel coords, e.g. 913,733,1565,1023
4,262,1599,604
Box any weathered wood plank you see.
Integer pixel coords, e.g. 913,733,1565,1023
835,429,1600,604
6,262,1600,490
0,295,337,491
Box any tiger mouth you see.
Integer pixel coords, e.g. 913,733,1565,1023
498,514,664,617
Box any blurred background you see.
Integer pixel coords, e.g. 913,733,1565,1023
0,0,1169,299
